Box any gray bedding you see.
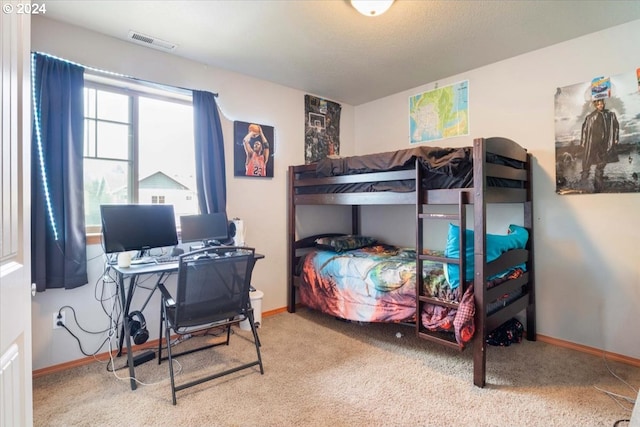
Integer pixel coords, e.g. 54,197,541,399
316,146,474,189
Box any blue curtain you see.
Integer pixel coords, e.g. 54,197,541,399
31,53,88,291
192,90,226,214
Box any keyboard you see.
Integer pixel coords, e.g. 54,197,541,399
154,256,180,265
130,257,155,265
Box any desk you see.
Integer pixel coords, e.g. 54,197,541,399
112,252,264,390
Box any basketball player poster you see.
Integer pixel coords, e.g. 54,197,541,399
233,121,275,178
304,95,341,164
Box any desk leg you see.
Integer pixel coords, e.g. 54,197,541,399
117,273,138,391
117,276,136,356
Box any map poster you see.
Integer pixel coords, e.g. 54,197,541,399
409,80,469,144
304,95,341,164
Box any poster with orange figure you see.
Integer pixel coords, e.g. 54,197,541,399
233,121,275,178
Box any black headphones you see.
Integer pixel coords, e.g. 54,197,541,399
127,311,149,345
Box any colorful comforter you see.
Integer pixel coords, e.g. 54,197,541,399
299,245,420,323
298,245,524,348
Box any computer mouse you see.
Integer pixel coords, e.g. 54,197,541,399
171,247,184,257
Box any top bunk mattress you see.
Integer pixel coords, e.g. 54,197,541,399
293,145,526,195
317,146,473,188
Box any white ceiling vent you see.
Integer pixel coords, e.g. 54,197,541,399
127,30,177,51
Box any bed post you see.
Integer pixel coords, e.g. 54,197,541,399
415,159,424,338
525,153,536,340
472,138,488,388
287,165,296,313
351,206,360,235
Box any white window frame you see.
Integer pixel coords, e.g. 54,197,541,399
83,73,193,235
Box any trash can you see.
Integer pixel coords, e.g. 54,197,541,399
240,289,264,331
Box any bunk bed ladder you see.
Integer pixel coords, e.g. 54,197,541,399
415,160,470,349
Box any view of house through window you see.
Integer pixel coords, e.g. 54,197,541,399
83,82,197,233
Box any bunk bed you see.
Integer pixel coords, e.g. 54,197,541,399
287,137,535,387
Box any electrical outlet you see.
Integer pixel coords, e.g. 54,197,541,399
53,312,66,329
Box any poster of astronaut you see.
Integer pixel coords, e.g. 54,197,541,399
233,121,274,178
304,95,341,164
554,69,640,194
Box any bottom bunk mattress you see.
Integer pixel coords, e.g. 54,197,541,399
298,245,419,323
297,244,525,348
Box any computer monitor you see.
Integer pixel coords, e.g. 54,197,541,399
100,204,178,254
179,212,229,247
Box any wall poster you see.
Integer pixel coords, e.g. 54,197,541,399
304,95,341,164
555,70,640,194
409,80,469,144
233,121,274,178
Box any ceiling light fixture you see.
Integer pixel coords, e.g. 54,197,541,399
351,0,394,17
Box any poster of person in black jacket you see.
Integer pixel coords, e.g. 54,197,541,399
579,98,619,191
554,72,639,194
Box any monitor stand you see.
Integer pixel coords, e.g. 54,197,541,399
189,240,221,252
131,249,154,265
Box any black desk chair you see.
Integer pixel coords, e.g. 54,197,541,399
157,246,264,405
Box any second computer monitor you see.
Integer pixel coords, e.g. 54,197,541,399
179,212,229,247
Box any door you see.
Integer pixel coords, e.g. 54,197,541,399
1,3,33,426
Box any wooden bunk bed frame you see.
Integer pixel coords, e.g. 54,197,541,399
287,137,535,387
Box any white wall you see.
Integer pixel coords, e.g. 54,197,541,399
30,16,355,370
355,20,640,359
30,16,640,370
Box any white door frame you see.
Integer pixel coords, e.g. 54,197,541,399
1,2,33,426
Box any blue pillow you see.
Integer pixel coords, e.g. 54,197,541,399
444,224,528,289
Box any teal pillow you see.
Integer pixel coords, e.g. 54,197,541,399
315,235,377,253
444,224,528,289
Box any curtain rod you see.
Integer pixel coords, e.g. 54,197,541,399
32,52,218,98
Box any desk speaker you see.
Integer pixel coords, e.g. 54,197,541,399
228,218,245,246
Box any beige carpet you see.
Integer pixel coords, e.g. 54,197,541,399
33,309,638,427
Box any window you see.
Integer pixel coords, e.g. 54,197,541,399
83,79,197,233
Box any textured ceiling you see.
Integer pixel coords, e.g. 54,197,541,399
42,0,640,105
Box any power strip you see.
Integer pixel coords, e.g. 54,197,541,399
132,350,155,367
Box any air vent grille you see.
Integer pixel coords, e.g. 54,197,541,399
127,31,177,51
